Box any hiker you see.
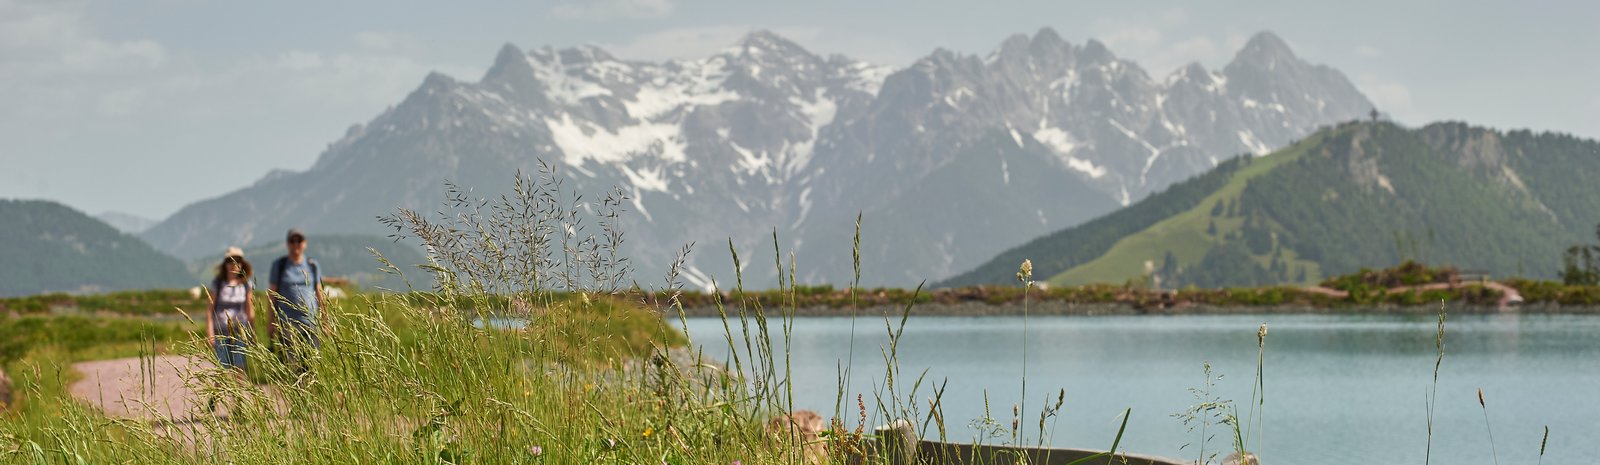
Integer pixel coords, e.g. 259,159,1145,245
268,229,325,371
208,247,256,373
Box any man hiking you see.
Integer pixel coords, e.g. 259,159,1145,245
268,228,324,373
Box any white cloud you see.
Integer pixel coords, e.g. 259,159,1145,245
1355,45,1383,58
550,0,674,21
0,0,166,77
0,1,481,217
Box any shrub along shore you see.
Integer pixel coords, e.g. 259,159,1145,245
663,262,1600,316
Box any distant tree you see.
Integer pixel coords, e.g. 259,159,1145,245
1560,224,1600,285
1206,220,1218,236
1210,200,1224,217
1159,250,1180,286
1244,222,1274,255
1369,107,1380,122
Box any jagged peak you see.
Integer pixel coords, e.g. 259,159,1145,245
529,44,618,67
1166,61,1213,84
482,42,532,82
1081,38,1115,63
996,33,1032,56
420,71,458,89
493,43,524,65
1030,27,1066,50
987,28,1072,66
562,44,618,64
728,29,815,59
1231,30,1298,66
913,47,963,69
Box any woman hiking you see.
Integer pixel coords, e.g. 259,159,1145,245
208,247,257,373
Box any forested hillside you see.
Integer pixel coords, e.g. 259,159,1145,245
0,200,194,296
948,121,1600,288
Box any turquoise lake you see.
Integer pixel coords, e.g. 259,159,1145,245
682,313,1600,464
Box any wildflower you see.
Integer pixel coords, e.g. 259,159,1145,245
528,445,543,457
1258,323,1269,346
1016,259,1034,283
642,427,653,438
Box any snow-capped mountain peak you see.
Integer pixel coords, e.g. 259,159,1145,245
146,29,1373,290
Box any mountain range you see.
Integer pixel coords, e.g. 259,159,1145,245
0,200,194,297
139,28,1374,289
944,121,1600,288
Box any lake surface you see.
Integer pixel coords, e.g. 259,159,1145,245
681,313,1600,465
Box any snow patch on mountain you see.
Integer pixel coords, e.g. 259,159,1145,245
786,90,839,175
1032,122,1105,178
545,114,687,165
1237,129,1272,156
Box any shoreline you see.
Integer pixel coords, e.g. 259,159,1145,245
670,301,1600,318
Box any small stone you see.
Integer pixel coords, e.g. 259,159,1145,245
1223,451,1260,465
768,410,826,464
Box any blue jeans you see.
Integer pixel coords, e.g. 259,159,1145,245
213,329,251,371
275,317,319,372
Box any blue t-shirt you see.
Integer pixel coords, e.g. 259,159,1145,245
270,257,320,323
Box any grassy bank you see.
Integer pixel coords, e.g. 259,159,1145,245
0,290,711,463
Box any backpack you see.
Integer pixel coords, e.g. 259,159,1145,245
273,256,321,286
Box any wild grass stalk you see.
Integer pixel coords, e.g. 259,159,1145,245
1479,388,1499,465
1016,259,1032,446
1176,361,1230,465
1425,300,1446,465
1538,425,1548,465
836,213,863,430
1244,323,1267,455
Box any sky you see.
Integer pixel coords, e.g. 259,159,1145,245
2,0,1597,220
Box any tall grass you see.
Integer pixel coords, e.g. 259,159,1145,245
1,169,1138,465
1425,300,1446,465
1478,388,1499,465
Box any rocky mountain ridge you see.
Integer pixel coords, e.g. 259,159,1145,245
142,29,1373,288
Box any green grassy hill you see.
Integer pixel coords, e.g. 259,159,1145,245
0,199,195,296
946,121,1600,288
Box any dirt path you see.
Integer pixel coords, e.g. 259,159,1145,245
70,355,218,423
70,355,291,451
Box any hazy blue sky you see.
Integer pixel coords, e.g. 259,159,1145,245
3,0,1596,219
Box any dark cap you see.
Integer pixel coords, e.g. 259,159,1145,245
287,228,306,242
